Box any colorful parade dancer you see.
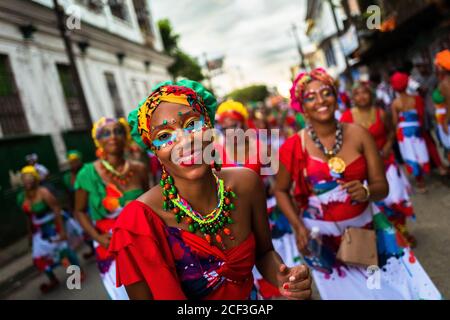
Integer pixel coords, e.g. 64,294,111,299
216,99,300,299
342,82,416,247
434,49,450,164
275,68,441,300
391,72,430,193
74,117,148,300
109,79,311,300
63,150,95,259
17,166,83,294
432,88,450,162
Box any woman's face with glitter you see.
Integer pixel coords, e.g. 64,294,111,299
150,102,212,180
98,122,127,155
302,80,337,123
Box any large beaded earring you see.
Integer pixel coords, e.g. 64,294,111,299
160,165,177,211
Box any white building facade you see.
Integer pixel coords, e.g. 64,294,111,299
305,0,348,79
0,0,172,164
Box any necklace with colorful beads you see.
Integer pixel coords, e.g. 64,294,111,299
100,159,134,185
160,169,236,249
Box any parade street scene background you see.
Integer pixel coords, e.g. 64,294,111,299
0,0,449,301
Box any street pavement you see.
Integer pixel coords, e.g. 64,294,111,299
2,174,449,300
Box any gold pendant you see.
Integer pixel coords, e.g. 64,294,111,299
328,156,346,174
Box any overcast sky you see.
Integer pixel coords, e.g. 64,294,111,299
150,0,311,97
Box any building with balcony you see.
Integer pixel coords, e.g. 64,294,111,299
305,0,351,80
0,0,173,247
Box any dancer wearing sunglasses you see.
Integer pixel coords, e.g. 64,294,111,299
74,117,148,299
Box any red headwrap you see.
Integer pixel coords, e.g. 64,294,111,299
290,68,336,113
390,72,409,92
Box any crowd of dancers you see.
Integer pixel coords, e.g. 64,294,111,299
16,49,450,300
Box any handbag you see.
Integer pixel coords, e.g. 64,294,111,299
299,129,378,269
336,224,378,268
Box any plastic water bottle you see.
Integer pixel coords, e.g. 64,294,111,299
308,227,322,256
303,227,333,274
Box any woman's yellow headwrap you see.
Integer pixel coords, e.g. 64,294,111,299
216,100,249,124
21,165,40,180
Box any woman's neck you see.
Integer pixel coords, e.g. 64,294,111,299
355,103,372,112
309,119,337,138
173,169,218,215
104,153,125,168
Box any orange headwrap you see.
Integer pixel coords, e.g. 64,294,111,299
435,49,450,71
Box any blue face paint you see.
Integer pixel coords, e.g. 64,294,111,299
151,115,206,150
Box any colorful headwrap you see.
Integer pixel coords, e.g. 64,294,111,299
290,67,336,113
91,117,131,148
66,150,82,161
216,100,249,124
128,79,217,152
390,72,409,92
21,165,40,180
434,49,450,72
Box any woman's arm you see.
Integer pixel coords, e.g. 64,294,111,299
74,189,110,248
439,81,450,134
40,187,66,240
247,169,311,299
391,100,399,129
125,281,153,300
341,125,388,202
380,109,395,157
274,164,310,255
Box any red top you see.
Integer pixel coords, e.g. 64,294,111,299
305,155,369,221
341,108,395,166
279,133,311,210
109,200,256,300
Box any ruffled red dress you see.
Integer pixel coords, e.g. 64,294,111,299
109,200,256,300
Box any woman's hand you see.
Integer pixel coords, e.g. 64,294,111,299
277,264,312,300
96,233,112,249
294,224,310,255
339,180,369,202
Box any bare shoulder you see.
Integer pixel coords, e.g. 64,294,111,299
136,185,162,210
343,122,368,135
38,186,52,198
217,167,262,194
343,122,371,144
391,97,400,110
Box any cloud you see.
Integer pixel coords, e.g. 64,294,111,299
150,0,309,96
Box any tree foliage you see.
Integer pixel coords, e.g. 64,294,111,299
226,85,269,103
157,19,204,82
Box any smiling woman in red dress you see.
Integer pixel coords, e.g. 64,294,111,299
109,79,312,300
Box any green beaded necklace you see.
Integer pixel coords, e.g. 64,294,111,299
160,169,236,248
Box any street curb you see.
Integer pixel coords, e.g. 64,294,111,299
0,261,38,299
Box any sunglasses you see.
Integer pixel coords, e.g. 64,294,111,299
98,126,126,140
